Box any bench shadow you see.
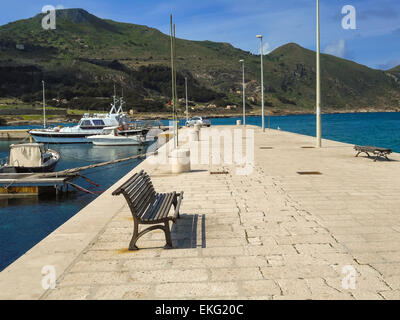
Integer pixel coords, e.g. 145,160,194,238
170,213,206,249
356,155,398,162
121,214,207,251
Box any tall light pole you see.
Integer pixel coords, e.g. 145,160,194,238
42,80,46,129
170,14,178,148
256,35,265,132
239,59,246,126
185,76,188,123
316,0,322,147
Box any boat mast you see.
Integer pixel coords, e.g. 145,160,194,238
42,80,46,129
117,88,124,114
110,83,117,115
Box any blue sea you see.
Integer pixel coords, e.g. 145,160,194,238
0,112,399,270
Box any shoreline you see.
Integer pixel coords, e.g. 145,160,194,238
2,108,400,126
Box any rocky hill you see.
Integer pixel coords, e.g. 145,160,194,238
0,8,399,114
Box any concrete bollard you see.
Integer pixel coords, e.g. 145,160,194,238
170,148,191,174
237,120,242,126
158,132,173,148
189,129,199,142
194,123,201,132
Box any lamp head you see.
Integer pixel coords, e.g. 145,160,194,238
239,59,244,63
256,35,263,39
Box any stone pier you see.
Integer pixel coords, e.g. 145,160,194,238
1,125,400,300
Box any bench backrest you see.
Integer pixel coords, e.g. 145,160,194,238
112,170,157,220
354,145,392,153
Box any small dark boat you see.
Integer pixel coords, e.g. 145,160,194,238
0,143,60,173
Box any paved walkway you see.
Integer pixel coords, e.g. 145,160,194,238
1,126,400,299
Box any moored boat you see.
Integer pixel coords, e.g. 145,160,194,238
29,96,130,144
87,126,149,146
0,143,60,173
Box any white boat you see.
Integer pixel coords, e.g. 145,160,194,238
29,96,130,144
0,143,60,173
87,126,149,146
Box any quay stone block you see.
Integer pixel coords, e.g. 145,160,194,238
241,280,281,296
210,267,263,281
45,286,92,300
60,272,128,287
92,284,153,300
154,282,239,298
129,268,208,284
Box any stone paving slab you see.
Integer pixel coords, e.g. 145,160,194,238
1,125,400,300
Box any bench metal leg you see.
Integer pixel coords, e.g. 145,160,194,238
129,219,174,250
164,221,173,249
129,220,140,251
173,197,180,219
374,152,391,162
129,221,169,250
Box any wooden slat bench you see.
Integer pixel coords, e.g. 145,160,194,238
354,145,392,162
112,170,184,250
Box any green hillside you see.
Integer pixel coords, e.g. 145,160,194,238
0,8,399,114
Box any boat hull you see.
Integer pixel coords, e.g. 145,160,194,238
30,132,91,144
87,137,144,146
0,162,58,174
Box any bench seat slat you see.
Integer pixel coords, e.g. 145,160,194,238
124,173,146,195
135,188,156,218
141,193,166,221
112,170,143,195
155,192,175,221
154,192,174,221
130,181,153,204
127,176,153,200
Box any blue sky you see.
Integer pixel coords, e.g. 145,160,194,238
1,0,399,69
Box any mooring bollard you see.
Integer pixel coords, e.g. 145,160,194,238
158,132,172,148
237,120,242,126
170,148,191,174
189,129,199,142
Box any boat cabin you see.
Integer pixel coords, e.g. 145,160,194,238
78,118,107,130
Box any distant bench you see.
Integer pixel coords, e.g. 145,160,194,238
354,145,392,162
112,170,183,250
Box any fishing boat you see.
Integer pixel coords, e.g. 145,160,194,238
87,126,149,146
0,143,60,173
29,94,130,144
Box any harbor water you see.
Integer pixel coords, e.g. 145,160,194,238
0,112,399,270
0,137,147,271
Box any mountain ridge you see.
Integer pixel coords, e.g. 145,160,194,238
0,8,399,113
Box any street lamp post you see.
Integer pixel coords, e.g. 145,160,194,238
256,35,265,132
316,0,322,147
185,77,189,124
239,59,245,126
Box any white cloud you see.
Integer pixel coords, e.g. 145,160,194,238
324,39,346,58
